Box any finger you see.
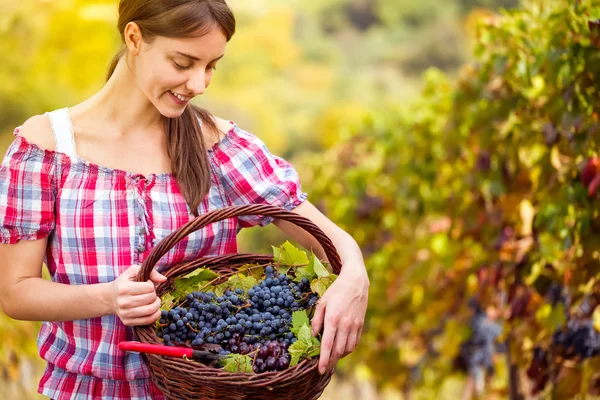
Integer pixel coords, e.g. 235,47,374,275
357,324,364,343
328,326,349,371
344,329,358,357
127,292,159,308
119,281,156,296
149,268,167,283
123,297,161,319
319,323,336,374
123,308,162,327
123,264,142,279
115,292,157,312
311,300,326,337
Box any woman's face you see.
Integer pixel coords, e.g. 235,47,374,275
128,23,228,118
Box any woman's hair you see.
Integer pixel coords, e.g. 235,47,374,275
107,0,236,217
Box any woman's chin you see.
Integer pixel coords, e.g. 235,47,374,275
158,103,187,119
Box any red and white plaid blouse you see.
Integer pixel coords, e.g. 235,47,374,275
0,108,308,399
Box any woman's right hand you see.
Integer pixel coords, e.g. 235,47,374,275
110,264,167,326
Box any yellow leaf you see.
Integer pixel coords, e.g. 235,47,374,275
519,199,535,236
593,307,600,332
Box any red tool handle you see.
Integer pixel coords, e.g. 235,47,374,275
119,341,193,359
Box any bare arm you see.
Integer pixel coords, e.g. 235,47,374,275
274,200,369,375
0,238,114,321
0,115,165,325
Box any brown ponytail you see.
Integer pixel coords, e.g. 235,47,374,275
107,0,236,217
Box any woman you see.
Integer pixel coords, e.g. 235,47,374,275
0,1,369,398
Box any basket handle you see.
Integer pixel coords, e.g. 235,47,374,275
137,204,343,282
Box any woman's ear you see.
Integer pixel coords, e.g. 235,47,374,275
124,21,142,56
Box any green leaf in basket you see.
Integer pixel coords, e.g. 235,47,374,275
295,253,330,282
227,274,259,293
213,274,258,298
298,324,313,346
272,246,290,275
311,336,321,350
174,267,219,294
310,275,337,297
308,345,321,358
272,245,282,261
308,335,321,358
214,282,228,298
238,263,265,281
294,260,315,282
291,310,310,335
274,241,309,267
160,293,175,311
288,338,308,367
182,267,220,281
221,354,253,373
312,255,330,278
288,323,321,366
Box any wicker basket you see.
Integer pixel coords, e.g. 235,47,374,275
134,204,343,400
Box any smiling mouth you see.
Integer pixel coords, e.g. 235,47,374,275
169,90,191,102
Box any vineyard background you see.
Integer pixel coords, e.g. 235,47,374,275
2,0,600,399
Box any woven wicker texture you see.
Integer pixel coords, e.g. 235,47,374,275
134,204,343,399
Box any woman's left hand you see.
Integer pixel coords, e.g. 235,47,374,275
310,264,369,374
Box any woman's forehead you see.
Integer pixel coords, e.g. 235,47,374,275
156,29,228,57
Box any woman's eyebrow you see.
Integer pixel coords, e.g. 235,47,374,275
173,51,225,62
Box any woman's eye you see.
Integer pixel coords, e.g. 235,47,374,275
174,63,191,70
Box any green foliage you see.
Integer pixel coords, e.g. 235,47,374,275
221,354,254,373
288,312,322,367
304,0,600,396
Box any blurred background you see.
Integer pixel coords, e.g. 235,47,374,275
2,0,600,399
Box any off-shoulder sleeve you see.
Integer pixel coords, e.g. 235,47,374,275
0,129,57,243
215,125,308,228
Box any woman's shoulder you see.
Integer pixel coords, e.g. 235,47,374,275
213,116,235,134
15,114,56,152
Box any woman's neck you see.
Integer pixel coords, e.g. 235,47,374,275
70,56,165,140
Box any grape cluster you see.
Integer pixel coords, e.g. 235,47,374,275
454,302,503,378
551,319,600,360
156,265,318,372
526,318,600,394
223,334,291,373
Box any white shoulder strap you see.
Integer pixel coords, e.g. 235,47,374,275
45,108,77,157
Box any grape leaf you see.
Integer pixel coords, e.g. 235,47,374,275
272,245,288,275
227,274,259,292
213,274,258,297
291,310,310,335
298,324,313,347
160,293,175,311
311,255,330,278
289,324,321,366
273,241,309,272
288,340,307,367
294,260,315,282
308,338,321,357
214,282,228,298
221,354,253,373
238,263,265,281
182,267,219,281
174,267,220,294
310,275,337,297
